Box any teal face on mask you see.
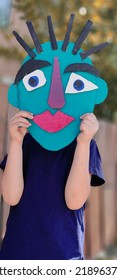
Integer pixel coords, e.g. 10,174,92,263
8,16,108,151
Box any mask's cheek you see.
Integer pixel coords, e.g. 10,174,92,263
8,83,19,108
64,90,96,120
11,81,47,113
95,78,108,104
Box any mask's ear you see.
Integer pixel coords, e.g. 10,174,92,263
8,84,19,108
95,77,108,104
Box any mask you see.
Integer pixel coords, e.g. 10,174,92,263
8,15,109,151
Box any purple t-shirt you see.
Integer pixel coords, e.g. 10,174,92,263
0,134,105,260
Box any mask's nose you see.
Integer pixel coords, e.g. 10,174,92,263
48,57,65,109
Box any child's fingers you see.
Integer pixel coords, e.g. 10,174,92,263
80,123,92,135
11,111,33,121
80,113,97,125
19,127,28,135
10,117,31,126
80,122,89,130
17,123,31,128
12,122,31,129
80,119,95,128
80,113,90,119
80,112,94,117
80,113,96,120
80,120,99,135
80,123,88,133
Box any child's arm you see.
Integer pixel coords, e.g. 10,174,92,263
65,113,99,210
1,111,33,206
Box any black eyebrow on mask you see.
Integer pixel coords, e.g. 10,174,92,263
14,59,51,84
64,63,100,77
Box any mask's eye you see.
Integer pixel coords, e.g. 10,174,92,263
65,73,98,94
23,69,46,91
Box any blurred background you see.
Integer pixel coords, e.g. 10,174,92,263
0,0,117,259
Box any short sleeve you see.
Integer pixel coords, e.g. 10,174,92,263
89,140,105,186
0,155,7,171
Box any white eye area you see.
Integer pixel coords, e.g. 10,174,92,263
23,69,46,91
65,73,98,94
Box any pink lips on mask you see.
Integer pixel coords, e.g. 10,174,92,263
33,110,74,132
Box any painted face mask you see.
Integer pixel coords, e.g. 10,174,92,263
8,15,109,151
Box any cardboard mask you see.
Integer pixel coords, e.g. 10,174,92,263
8,15,109,151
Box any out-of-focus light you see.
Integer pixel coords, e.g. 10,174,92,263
79,7,87,16
107,36,113,43
0,76,14,85
0,0,12,27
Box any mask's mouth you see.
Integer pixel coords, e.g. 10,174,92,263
33,110,74,133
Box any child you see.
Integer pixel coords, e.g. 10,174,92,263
0,15,108,259
0,110,105,260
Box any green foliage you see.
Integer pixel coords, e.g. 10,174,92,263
0,0,117,121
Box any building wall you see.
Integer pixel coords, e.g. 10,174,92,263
85,121,117,258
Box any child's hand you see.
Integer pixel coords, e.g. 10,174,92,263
77,113,99,144
8,111,33,144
